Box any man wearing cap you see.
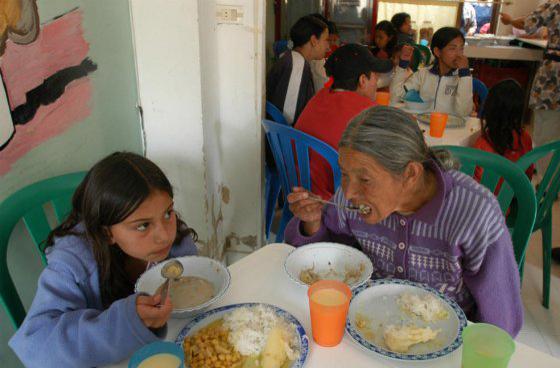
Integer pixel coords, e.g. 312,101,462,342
295,44,393,200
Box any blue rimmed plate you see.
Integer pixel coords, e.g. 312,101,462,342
345,279,467,361
175,303,309,368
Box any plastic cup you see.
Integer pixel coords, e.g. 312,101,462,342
308,280,352,347
375,91,390,106
429,112,449,138
462,323,515,368
128,341,184,368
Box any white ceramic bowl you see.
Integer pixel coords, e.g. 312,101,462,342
403,99,432,113
135,256,230,318
284,242,373,289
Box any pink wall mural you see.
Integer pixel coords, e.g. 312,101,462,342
0,2,97,176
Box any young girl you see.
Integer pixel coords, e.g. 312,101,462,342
372,21,398,60
474,79,534,181
390,27,474,117
9,152,198,367
391,12,413,45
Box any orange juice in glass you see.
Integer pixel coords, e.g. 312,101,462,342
429,112,449,138
308,280,352,347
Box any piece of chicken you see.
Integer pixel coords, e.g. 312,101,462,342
383,325,439,353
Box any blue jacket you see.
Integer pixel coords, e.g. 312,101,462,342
9,226,197,367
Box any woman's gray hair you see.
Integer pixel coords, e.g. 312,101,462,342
339,106,457,175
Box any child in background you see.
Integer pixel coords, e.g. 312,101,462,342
474,79,534,181
9,152,199,368
391,12,414,45
372,20,398,60
390,27,473,117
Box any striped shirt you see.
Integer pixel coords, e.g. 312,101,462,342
284,163,523,336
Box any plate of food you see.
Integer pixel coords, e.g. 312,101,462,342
135,256,231,318
284,242,374,289
416,113,466,129
176,303,309,368
346,279,467,361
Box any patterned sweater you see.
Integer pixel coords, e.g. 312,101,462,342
284,164,523,337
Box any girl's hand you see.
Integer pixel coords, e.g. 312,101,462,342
400,45,414,62
287,187,323,236
500,13,512,26
136,294,172,329
456,55,469,70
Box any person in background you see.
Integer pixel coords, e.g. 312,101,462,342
295,44,392,200
390,27,473,117
9,152,199,367
391,12,414,45
473,79,534,182
309,13,339,92
462,2,478,36
371,20,398,60
286,106,523,337
267,15,330,125
501,0,560,263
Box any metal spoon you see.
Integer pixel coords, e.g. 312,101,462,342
310,197,372,215
159,260,183,306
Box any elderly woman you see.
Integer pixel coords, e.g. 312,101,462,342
285,106,523,337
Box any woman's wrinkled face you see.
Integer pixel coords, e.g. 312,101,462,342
108,190,177,263
339,147,405,224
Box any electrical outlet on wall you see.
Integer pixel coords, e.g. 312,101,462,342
216,5,244,24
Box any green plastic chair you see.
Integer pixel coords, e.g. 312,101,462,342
410,46,424,72
516,140,560,308
436,146,537,276
0,172,86,329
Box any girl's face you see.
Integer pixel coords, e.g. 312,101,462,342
339,148,406,224
400,17,412,34
375,30,391,49
109,190,177,263
435,36,465,69
311,28,331,60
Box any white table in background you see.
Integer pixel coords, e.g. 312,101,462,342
108,244,560,368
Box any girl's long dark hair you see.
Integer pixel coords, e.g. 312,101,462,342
481,79,525,155
45,152,197,308
374,21,397,57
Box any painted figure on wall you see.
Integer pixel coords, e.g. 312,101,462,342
0,1,97,177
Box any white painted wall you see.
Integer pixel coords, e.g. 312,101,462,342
129,0,265,263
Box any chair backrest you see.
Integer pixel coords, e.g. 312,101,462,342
410,46,424,72
516,140,560,226
266,101,289,126
262,119,341,202
0,172,86,329
273,40,289,59
472,78,489,118
436,146,537,268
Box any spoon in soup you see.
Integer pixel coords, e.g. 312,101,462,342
159,260,183,307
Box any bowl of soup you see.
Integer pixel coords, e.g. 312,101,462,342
135,256,231,318
129,341,184,368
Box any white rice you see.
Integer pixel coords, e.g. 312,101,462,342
222,305,300,360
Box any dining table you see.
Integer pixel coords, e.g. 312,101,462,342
108,243,560,368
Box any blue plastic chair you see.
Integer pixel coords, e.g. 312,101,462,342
262,120,341,242
473,78,488,118
266,101,288,126
264,102,290,241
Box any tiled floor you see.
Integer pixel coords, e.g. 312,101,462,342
1,204,560,366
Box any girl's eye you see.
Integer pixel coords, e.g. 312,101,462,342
164,209,174,220
136,223,149,232
359,178,371,184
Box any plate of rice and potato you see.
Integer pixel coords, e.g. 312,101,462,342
175,303,309,368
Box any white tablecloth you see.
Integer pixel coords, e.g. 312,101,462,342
108,244,560,368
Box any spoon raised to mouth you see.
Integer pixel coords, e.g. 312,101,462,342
159,259,184,306
310,197,372,215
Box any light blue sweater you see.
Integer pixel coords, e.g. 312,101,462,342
9,226,197,367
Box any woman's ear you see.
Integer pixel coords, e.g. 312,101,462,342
403,161,424,187
433,47,441,59
105,226,115,245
